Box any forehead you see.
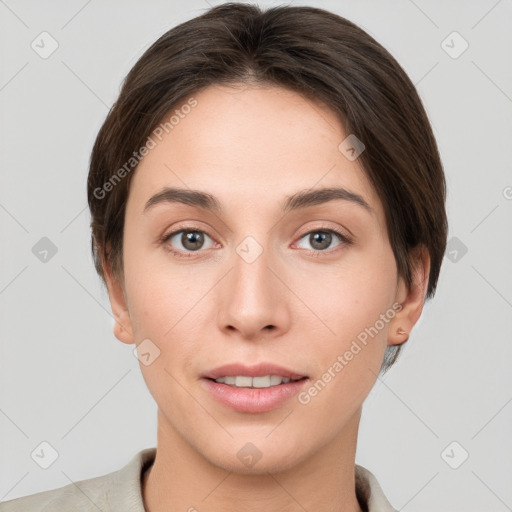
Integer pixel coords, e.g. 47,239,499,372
127,84,383,220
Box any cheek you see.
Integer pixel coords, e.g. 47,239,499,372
295,245,397,407
126,275,198,345
125,266,201,407
123,242,213,381
124,224,397,353
294,263,396,428
123,232,192,335
297,243,397,340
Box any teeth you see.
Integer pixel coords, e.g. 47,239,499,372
236,376,252,387
214,375,294,388
269,375,284,386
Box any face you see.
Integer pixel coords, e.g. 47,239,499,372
106,83,420,474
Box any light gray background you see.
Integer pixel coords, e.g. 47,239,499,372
1,1,511,510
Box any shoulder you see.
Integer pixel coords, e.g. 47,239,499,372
0,475,109,512
0,448,156,512
355,464,398,512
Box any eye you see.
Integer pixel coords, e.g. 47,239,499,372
294,227,352,254
161,227,216,257
160,225,352,258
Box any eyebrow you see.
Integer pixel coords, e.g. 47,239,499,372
143,186,373,215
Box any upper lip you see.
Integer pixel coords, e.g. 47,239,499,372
202,363,308,381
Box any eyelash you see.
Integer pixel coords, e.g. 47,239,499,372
160,224,353,259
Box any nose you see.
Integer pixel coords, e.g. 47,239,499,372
216,240,291,342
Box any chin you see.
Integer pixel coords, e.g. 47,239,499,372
197,431,316,476
207,449,306,476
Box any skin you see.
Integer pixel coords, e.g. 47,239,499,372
103,83,430,512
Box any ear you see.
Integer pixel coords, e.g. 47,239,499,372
102,260,135,345
387,245,430,346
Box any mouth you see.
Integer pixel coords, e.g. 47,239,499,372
202,362,308,385
205,375,308,388
201,362,309,413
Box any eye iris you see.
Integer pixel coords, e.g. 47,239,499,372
182,231,204,251
310,231,332,250
173,230,338,253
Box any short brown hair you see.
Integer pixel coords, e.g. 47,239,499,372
87,2,448,373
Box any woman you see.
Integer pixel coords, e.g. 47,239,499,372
1,3,447,511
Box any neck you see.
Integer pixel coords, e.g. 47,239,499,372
142,408,364,512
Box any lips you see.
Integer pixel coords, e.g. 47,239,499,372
201,362,308,381
200,362,310,412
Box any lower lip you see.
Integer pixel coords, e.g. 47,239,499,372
201,378,309,413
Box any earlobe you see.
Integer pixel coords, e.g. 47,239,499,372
112,315,134,345
388,245,430,346
391,326,409,346
102,261,135,345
